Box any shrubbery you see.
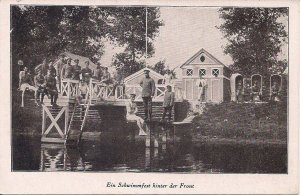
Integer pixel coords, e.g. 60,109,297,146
194,101,287,140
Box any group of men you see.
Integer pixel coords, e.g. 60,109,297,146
18,54,112,107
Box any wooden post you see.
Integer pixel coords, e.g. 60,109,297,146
42,107,46,135
41,105,68,143
64,105,69,136
145,124,151,147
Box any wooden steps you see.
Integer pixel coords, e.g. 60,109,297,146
66,105,101,145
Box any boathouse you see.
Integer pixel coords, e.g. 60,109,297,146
180,48,231,103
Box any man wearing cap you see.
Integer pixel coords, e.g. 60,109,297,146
81,61,93,83
55,54,65,91
72,59,81,80
35,59,49,76
45,69,58,107
34,69,46,105
139,69,156,121
61,58,73,79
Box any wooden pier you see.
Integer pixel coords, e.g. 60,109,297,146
40,79,183,145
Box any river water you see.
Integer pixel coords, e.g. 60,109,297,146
12,125,287,173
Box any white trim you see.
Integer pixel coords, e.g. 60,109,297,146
192,79,194,100
182,75,230,80
124,68,164,84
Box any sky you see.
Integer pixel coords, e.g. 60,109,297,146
100,7,288,76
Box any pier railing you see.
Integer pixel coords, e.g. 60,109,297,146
61,79,80,99
60,79,183,102
115,84,183,102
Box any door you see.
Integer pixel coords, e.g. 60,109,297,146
212,79,221,102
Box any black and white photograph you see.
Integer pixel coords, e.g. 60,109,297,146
1,0,299,194
11,5,289,173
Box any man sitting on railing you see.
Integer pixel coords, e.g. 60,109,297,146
100,67,111,85
126,94,147,136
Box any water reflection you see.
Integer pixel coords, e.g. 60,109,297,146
13,122,287,173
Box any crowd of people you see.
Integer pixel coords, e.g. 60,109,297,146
18,57,178,135
18,54,113,107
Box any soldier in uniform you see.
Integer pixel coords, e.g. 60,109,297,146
61,58,73,79
45,69,58,107
34,69,46,105
81,61,93,83
139,69,156,121
72,59,81,80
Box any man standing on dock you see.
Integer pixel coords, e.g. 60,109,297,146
140,69,156,121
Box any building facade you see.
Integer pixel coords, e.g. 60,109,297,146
180,48,231,103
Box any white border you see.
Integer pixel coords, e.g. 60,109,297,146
0,0,299,194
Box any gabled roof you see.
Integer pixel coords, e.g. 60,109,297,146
124,67,164,83
180,48,226,68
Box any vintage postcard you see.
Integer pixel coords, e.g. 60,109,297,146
0,0,299,194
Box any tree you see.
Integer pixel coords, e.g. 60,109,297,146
218,8,288,77
152,60,176,78
109,7,163,75
112,52,146,81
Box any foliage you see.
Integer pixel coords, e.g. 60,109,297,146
152,60,176,78
11,6,163,87
109,7,163,77
218,8,288,77
112,52,146,80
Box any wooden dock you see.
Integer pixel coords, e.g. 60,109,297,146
38,79,182,146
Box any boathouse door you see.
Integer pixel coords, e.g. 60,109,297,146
211,79,221,102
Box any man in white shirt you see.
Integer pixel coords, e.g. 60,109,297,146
195,75,207,102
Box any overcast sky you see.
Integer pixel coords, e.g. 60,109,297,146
100,7,288,75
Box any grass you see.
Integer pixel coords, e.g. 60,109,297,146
193,101,287,141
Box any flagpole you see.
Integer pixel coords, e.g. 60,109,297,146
145,7,148,66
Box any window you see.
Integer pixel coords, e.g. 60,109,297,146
200,55,205,62
187,69,193,76
199,69,206,76
212,69,219,77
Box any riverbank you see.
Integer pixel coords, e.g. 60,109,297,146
192,101,287,141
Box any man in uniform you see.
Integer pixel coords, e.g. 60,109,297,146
93,62,102,81
81,61,93,83
35,58,49,76
61,58,73,79
139,69,156,121
34,69,46,105
55,54,65,92
45,69,58,107
72,59,81,80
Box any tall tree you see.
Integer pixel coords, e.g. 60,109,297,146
218,8,288,77
109,7,163,76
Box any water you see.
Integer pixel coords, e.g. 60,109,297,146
12,126,287,173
